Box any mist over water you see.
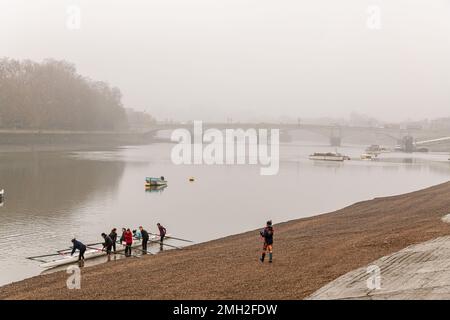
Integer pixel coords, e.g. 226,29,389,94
1,143,450,285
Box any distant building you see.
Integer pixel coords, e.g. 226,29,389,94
430,118,450,130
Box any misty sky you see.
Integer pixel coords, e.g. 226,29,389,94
1,0,450,122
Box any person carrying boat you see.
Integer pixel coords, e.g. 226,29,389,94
124,228,133,257
157,223,167,244
109,228,118,253
133,229,142,240
119,228,126,244
139,226,149,254
101,233,113,255
71,238,87,261
259,220,274,263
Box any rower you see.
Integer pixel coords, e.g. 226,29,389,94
259,220,274,263
119,227,126,244
109,228,118,253
101,233,113,255
157,223,167,250
133,228,142,240
124,228,133,257
139,226,149,254
71,238,87,261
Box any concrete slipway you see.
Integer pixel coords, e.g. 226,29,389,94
308,216,450,300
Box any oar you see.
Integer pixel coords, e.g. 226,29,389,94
132,236,182,250
26,253,65,260
85,241,104,247
86,246,139,258
148,233,194,243
93,244,144,258
149,240,182,250
132,247,155,255
127,238,157,255
57,241,104,253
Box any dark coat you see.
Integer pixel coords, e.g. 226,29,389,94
71,240,86,256
141,229,149,241
109,231,117,242
103,235,113,248
260,226,274,245
158,225,167,236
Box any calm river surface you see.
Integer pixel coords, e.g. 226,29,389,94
1,142,450,285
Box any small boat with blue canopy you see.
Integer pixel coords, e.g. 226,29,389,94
145,176,167,187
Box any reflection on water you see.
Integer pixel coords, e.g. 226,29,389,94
0,143,449,285
145,185,167,193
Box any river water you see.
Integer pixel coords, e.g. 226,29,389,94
0,142,450,286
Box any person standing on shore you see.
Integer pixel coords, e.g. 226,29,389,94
124,228,133,257
101,233,113,256
139,226,149,254
109,228,118,253
119,228,126,244
71,238,86,262
259,220,274,263
157,223,167,248
133,229,142,240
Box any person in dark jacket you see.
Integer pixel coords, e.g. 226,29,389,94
71,238,86,261
259,220,274,263
101,233,113,255
139,226,149,254
157,223,167,250
109,228,118,253
157,223,167,243
119,228,126,243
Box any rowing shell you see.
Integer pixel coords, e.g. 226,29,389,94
39,235,161,269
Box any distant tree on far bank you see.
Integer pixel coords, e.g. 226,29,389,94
0,58,128,131
125,108,156,132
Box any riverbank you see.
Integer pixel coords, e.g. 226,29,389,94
0,130,169,153
1,181,450,299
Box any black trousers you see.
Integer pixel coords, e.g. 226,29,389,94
112,242,116,252
105,245,112,255
142,239,148,253
125,245,132,256
160,235,165,243
79,248,86,261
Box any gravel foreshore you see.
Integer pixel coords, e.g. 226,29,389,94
1,181,450,300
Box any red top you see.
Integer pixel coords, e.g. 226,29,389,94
124,230,133,245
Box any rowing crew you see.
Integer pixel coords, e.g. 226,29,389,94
71,223,167,261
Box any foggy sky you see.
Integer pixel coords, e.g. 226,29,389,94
1,0,450,122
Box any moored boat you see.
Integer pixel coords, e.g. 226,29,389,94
145,176,167,187
361,153,377,160
309,152,346,162
365,145,388,153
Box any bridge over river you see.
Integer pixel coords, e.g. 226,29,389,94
144,122,450,151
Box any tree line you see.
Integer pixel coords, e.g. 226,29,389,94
0,58,128,131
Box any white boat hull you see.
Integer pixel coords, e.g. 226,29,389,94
40,235,160,269
309,155,345,161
